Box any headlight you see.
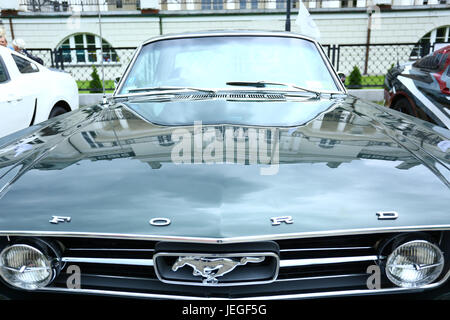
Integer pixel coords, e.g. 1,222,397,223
0,244,56,290
385,240,444,288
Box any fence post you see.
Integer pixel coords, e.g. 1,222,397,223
59,48,64,70
53,48,64,70
336,45,340,71
52,49,58,69
331,45,336,68
50,49,55,68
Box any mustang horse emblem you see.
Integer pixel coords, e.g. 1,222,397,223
172,256,265,284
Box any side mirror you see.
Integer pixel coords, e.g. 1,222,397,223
337,72,346,84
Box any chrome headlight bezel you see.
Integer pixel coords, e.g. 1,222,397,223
0,239,62,290
385,240,444,288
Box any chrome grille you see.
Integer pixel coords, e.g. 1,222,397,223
2,232,445,299
51,235,383,297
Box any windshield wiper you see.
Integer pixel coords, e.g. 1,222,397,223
127,86,216,94
226,81,321,99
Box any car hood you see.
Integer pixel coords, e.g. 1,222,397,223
0,96,449,242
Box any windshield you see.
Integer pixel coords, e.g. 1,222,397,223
119,36,340,94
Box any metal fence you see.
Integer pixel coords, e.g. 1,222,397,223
19,0,450,12
19,0,141,12
26,41,439,91
28,47,137,92
323,42,438,88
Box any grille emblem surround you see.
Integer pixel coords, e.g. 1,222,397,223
153,251,279,286
172,256,265,284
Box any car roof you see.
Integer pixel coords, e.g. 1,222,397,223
142,30,317,46
0,45,13,54
433,45,450,55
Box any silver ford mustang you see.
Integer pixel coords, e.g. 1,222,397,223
0,31,449,300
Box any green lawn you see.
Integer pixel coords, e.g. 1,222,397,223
345,75,385,89
77,80,115,93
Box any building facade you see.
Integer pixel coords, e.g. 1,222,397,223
1,0,449,86
0,0,448,47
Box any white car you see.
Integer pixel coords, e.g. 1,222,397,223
0,46,79,138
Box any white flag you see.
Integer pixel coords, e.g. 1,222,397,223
295,1,321,40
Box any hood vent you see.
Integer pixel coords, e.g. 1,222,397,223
172,93,286,101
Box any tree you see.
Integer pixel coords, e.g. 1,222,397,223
347,66,362,88
89,66,103,93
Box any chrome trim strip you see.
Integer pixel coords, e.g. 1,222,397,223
280,247,372,252
68,247,372,253
2,225,450,244
316,42,347,93
113,45,141,96
70,272,365,283
141,31,318,48
112,87,344,100
67,248,155,252
275,273,365,282
61,257,154,267
37,275,444,300
60,255,378,269
40,287,219,300
279,255,379,268
41,286,418,300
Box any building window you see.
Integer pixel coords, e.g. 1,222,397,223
202,0,211,9
116,0,123,8
57,33,119,65
276,0,296,9
201,0,223,9
213,0,223,9
239,0,258,9
0,57,9,83
411,25,450,58
12,54,39,74
341,0,355,7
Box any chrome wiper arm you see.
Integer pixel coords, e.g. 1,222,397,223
226,81,321,98
127,86,216,94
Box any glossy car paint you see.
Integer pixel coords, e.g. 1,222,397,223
0,95,448,242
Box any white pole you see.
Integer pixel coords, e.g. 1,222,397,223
97,0,106,99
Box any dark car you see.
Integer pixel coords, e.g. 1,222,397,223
0,31,449,300
384,45,450,130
